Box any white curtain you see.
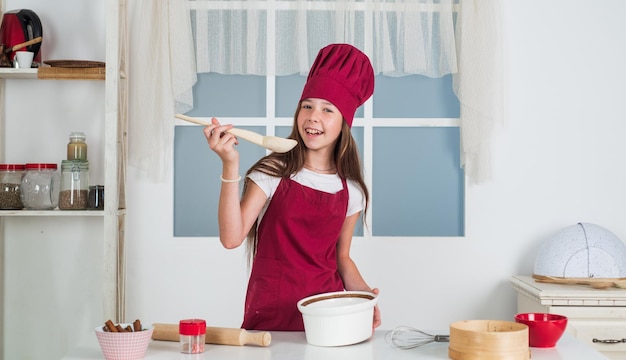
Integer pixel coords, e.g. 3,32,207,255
191,0,459,77
453,0,504,184
128,0,197,182
128,0,503,183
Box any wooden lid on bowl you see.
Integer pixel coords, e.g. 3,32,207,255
448,320,529,360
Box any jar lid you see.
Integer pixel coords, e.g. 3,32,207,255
69,132,86,141
179,319,206,335
61,160,89,169
0,164,25,171
25,163,57,170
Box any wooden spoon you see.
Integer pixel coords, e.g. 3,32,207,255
6,36,42,53
175,114,297,153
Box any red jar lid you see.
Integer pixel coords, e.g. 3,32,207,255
179,319,206,335
0,164,25,171
25,163,58,170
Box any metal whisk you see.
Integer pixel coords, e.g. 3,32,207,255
385,326,450,349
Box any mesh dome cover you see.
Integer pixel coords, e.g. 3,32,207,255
533,222,626,278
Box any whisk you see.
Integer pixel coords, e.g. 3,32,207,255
385,326,450,349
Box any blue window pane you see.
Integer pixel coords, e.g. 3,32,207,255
372,127,464,236
187,73,266,118
275,75,305,118
174,125,267,236
373,74,459,118
275,75,365,120
351,126,365,237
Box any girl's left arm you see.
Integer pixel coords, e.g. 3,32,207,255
336,212,381,329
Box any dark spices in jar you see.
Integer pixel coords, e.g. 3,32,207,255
0,183,22,209
88,185,104,210
0,164,25,209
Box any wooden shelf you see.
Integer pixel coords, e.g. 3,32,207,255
38,66,105,80
0,209,126,217
0,66,105,80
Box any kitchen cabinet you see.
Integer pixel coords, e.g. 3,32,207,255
0,0,127,357
511,274,626,360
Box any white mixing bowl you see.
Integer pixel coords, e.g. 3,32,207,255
297,290,377,347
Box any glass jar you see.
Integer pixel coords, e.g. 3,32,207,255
59,160,89,210
0,164,25,209
179,319,206,354
88,185,104,210
21,163,60,210
67,132,88,161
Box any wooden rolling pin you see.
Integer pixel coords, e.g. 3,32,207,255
151,323,271,347
533,274,626,289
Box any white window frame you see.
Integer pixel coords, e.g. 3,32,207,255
181,0,463,239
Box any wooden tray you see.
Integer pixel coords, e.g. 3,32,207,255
43,60,105,68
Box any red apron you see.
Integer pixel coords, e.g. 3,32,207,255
241,176,348,331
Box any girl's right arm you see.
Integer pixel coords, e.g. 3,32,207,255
203,118,266,249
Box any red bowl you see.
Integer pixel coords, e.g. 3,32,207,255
514,313,568,348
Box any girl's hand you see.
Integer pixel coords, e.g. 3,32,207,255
203,117,239,162
372,288,381,330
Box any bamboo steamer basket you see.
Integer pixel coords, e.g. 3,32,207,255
448,320,530,360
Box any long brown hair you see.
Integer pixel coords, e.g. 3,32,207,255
243,103,369,265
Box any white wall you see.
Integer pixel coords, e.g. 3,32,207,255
4,0,626,358
125,0,626,330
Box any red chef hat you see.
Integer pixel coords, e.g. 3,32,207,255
300,44,375,127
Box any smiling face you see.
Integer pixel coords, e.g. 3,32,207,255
297,98,344,152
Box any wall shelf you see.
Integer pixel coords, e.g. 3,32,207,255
0,209,126,216
0,68,37,79
0,66,106,80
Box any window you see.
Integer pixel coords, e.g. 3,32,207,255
173,0,466,238
173,72,463,237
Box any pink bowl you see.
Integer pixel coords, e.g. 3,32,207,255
95,325,153,360
514,313,568,348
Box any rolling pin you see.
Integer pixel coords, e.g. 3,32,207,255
151,323,271,347
532,274,626,289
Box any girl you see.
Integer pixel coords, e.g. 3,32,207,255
204,44,381,331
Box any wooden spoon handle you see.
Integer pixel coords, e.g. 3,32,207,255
175,113,210,126
11,36,42,52
175,114,266,147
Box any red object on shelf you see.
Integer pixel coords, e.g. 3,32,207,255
0,9,43,65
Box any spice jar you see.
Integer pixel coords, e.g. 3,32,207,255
21,163,60,210
67,132,88,161
59,160,89,210
179,319,206,354
0,164,25,209
88,185,104,210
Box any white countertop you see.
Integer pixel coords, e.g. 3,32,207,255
65,329,609,360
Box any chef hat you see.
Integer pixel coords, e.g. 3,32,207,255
300,44,375,127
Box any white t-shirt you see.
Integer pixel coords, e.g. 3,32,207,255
248,168,365,222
